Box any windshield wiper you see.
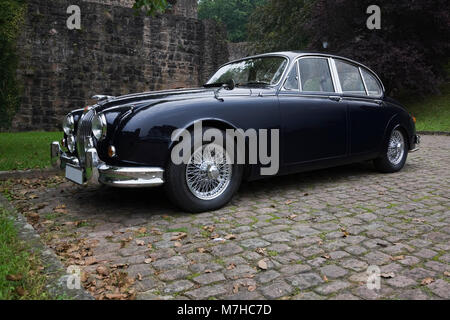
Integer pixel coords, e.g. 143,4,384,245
203,83,226,88
236,81,271,87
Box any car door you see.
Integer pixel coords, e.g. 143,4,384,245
333,59,387,155
279,57,348,165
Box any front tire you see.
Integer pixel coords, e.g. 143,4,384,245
374,128,408,173
165,129,243,213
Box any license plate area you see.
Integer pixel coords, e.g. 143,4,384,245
65,164,84,185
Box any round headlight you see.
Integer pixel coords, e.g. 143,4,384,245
63,114,74,135
67,134,76,153
92,113,107,140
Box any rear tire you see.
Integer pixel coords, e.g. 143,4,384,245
164,128,243,213
374,128,408,173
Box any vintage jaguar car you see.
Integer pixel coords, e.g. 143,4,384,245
51,51,420,212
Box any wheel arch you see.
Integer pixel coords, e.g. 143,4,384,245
165,118,253,180
379,114,411,155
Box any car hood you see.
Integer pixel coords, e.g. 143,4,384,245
93,87,275,113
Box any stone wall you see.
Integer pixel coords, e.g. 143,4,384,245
83,0,198,19
227,42,255,61
12,0,227,131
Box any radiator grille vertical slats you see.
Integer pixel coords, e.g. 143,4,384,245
76,108,95,165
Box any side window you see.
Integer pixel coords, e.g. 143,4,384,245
298,58,335,92
284,63,299,90
361,68,382,96
335,60,366,95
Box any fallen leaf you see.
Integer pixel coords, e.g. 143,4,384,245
340,228,350,238
144,258,153,264
225,234,236,240
135,239,145,246
203,225,215,233
85,257,97,266
204,269,212,274
321,254,331,260
227,263,236,270
390,255,405,261
248,285,256,292
288,214,297,220
257,259,268,270
197,247,206,253
444,271,450,277
171,232,187,241
323,275,328,282
421,277,435,285
15,287,26,296
285,200,294,205
255,248,266,255
137,227,147,234
174,241,182,248
96,265,109,276
136,273,143,281
233,284,239,294
81,272,89,283
105,293,127,300
380,272,395,279
26,212,40,224
6,274,23,281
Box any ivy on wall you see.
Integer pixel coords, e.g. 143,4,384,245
0,0,26,129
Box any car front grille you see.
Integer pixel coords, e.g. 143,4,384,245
76,108,95,166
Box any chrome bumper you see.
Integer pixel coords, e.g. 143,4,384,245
50,141,164,187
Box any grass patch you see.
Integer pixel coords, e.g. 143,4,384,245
0,207,50,299
0,131,63,171
166,227,188,233
402,83,450,132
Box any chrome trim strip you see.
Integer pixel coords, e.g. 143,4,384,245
98,165,164,188
409,148,420,153
359,67,369,96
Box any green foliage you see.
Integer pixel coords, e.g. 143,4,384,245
248,0,312,52
402,83,450,132
198,0,265,43
0,0,26,129
132,0,169,16
0,131,63,171
0,207,50,299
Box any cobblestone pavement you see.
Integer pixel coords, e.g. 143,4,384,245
1,135,449,300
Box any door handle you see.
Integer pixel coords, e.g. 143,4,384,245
328,96,342,102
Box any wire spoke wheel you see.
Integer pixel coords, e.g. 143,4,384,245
185,143,233,200
387,129,405,165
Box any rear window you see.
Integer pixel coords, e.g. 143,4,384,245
335,60,366,95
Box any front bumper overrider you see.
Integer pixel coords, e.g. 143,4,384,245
50,141,164,187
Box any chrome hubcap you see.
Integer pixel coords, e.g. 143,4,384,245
387,129,405,165
186,143,232,200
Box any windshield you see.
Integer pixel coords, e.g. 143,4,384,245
206,56,288,87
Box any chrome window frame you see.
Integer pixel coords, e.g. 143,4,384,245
279,53,384,99
359,67,383,98
281,55,338,94
208,54,291,88
282,60,301,91
333,58,368,97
